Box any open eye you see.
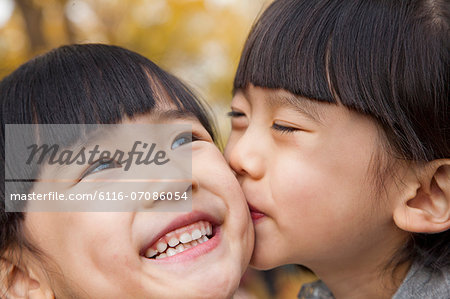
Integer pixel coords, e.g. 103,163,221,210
80,159,122,180
171,132,199,150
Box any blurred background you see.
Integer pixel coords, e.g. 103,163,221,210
0,0,316,297
0,0,266,138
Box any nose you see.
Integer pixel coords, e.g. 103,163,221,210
225,127,266,180
137,158,196,211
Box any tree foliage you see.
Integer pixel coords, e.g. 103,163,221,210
0,0,268,106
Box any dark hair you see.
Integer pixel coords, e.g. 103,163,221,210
234,0,449,270
0,44,217,291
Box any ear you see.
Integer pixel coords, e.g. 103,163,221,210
0,257,53,299
393,159,450,233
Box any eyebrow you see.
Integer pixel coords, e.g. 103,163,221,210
267,93,326,124
152,109,198,122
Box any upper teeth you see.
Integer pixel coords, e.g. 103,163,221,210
145,221,213,259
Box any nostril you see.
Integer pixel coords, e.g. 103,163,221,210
190,178,199,192
229,153,250,177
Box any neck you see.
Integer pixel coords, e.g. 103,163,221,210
309,230,411,298
318,260,410,299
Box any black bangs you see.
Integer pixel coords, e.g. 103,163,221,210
234,0,339,103
0,44,216,142
234,0,449,161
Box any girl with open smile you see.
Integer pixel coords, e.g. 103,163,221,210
0,44,253,298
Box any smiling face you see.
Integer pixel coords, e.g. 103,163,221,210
24,111,253,298
224,85,408,272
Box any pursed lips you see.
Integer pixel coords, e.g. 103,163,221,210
247,202,265,221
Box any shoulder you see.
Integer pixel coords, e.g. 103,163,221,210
297,280,334,299
393,262,450,299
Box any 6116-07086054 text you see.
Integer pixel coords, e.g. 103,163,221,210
9,191,189,201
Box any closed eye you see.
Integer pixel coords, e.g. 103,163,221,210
271,123,299,134
227,110,246,118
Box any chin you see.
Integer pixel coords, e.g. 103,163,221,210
184,266,243,299
249,241,290,271
250,254,279,271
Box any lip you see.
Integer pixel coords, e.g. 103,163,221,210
247,203,265,221
139,210,220,257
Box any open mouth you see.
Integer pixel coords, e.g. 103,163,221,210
143,221,216,260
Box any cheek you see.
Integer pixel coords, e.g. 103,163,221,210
193,145,254,272
25,213,139,290
271,148,374,228
223,133,238,163
272,157,322,211
197,145,253,217
196,144,242,199
270,157,380,260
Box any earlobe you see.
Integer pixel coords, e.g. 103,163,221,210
393,160,450,234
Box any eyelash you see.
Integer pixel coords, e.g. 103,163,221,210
171,131,204,150
271,123,298,134
228,110,300,134
227,111,245,118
